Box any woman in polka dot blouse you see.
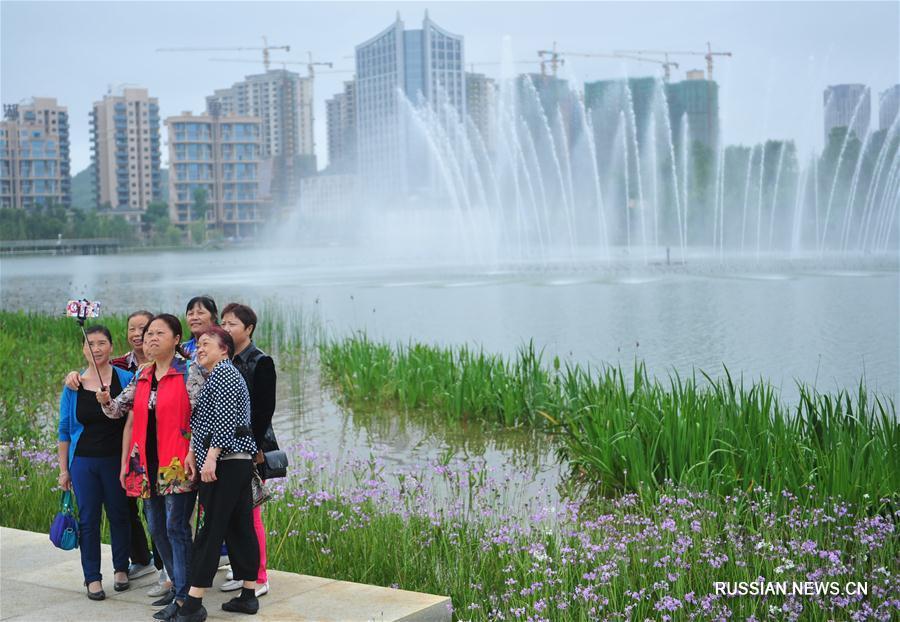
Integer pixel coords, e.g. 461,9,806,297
179,326,260,621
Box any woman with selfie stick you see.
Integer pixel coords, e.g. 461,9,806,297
58,324,134,601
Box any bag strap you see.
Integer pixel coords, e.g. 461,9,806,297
60,490,74,514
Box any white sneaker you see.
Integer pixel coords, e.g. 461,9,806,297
219,579,243,592
225,568,234,581
255,581,269,598
217,555,230,568
128,560,157,580
146,569,171,597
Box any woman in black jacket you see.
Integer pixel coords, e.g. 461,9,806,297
219,303,277,597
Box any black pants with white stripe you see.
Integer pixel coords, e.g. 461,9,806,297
190,459,259,588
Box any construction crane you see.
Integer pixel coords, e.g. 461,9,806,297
614,42,733,81
537,42,564,77
208,56,350,79
157,36,290,71
467,60,539,73
538,44,679,81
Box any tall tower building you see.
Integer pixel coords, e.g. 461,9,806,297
206,70,316,207
0,97,71,210
325,80,357,172
165,111,265,238
466,72,496,153
355,11,466,197
90,87,161,222
879,84,900,131
823,84,870,142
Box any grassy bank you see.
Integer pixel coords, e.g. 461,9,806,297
0,308,315,438
321,335,899,510
1,439,896,621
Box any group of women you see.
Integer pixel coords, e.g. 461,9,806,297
57,297,278,622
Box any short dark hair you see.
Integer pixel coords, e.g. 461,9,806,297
200,326,235,358
83,324,113,344
127,310,154,324
185,296,218,323
221,302,258,338
144,314,189,358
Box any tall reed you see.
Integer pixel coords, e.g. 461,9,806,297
320,335,898,508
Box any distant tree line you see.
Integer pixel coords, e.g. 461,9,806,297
0,200,184,246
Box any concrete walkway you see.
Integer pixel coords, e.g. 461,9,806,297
0,527,450,621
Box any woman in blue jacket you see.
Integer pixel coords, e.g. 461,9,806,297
57,325,135,601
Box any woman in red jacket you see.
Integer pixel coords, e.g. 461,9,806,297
99,313,204,622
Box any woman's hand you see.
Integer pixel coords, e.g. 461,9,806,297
95,388,111,405
184,451,197,482
58,470,71,491
200,458,217,483
119,463,128,489
254,450,264,465
64,371,81,390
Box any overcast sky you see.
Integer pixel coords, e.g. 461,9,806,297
2,0,897,174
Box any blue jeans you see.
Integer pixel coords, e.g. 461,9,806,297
70,455,130,583
144,491,196,600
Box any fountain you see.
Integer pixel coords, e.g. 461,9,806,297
291,63,899,264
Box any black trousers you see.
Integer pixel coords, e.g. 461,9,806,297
190,459,259,588
128,496,152,567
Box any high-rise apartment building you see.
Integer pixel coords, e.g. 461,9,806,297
824,84,870,142
355,12,466,196
206,70,315,207
166,112,266,237
0,97,71,210
90,87,161,222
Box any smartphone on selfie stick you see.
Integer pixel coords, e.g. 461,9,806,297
65,299,106,391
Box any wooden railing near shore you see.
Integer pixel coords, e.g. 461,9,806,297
0,237,122,255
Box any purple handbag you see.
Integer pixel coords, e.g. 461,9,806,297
49,490,79,550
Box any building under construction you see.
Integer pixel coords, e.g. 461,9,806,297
585,72,720,152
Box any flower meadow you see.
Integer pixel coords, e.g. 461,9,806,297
1,311,898,620
1,437,897,621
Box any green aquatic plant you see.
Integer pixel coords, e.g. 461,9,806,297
320,335,898,509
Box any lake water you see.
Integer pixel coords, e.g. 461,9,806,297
3,247,897,403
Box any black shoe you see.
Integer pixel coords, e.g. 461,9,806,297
152,588,176,606
221,595,259,614
114,579,130,592
175,604,207,622
153,601,180,621
84,581,105,601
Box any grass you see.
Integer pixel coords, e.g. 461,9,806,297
320,335,899,510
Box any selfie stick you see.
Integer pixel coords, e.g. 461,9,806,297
75,300,107,392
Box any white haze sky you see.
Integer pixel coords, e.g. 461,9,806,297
2,0,897,174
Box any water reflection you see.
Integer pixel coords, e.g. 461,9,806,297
272,355,567,515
